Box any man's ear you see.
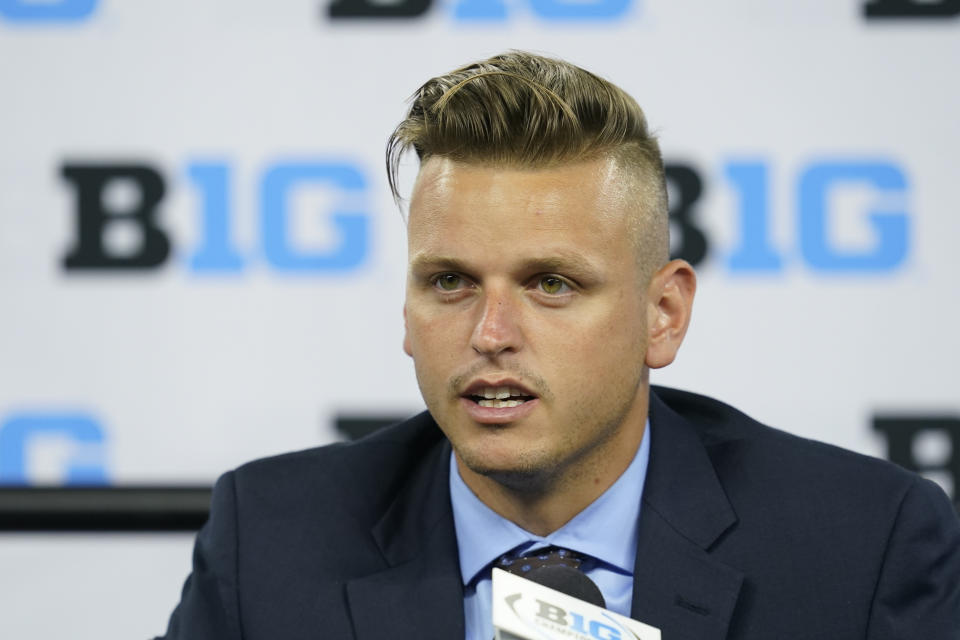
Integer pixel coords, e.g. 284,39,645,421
402,305,413,357
645,259,696,369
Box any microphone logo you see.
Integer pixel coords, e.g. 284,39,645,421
493,569,661,640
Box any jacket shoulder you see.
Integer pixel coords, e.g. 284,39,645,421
651,386,960,637
651,385,928,513
229,411,445,524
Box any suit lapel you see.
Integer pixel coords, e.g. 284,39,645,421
346,436,465,640
630,390,744,640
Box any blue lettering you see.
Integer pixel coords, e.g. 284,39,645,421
589,620,622,640
570,612,587,633
260,162,369,272
529,0,630,20
726,161,783,272
453,0,631,20
0,413,108,485
798,161,909,272
453,0,508,20
187,162,245,273
0,0,97,21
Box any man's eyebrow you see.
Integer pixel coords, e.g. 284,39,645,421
408,252,601,278
408,255,473,276
518,253,600,277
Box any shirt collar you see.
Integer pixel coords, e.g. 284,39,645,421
449,420,651,586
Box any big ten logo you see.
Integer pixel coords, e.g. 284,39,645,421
665,159,910,273
59,161,371,274
874,415,960,512
0,0,97,22
0,412,108,485
535,599,622,640
326,0,633,22
864,0,960,18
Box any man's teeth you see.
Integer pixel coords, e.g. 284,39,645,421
477,398,526,408
475,386,530,408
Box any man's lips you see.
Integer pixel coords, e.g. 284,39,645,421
460,378,538,406
459,378,539,423
459,395,539,424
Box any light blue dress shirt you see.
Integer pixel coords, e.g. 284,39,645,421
449,421,651,640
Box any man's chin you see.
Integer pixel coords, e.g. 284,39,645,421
455,447,558,494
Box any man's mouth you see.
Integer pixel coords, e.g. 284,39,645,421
466,386,536,409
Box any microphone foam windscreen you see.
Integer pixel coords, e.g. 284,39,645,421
525,565,606,608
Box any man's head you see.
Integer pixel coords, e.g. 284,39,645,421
391,52,695,519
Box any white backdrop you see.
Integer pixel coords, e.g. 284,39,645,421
1,0,958,637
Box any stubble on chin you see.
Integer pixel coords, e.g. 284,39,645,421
454,443,561,497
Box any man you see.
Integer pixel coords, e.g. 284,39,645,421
158,52,960,639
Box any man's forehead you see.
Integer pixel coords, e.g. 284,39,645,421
404,156,651,276
408,156,637,224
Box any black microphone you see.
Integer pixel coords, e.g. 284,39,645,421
524,565,606,608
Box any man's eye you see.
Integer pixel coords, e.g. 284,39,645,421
539,276,570,295
434,274,463,291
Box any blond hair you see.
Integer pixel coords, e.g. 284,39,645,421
387,51,669,270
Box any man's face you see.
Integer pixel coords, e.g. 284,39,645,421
403,156,653,489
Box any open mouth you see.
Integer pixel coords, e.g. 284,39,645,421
466,386,536,409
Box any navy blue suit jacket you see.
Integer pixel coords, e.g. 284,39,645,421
158,387,960,639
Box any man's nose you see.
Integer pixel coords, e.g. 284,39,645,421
470,288,523,357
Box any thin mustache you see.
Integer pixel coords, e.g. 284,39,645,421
449,361,552,401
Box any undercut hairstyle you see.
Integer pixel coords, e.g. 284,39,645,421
387,50,670,274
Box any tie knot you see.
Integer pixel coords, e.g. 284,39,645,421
496,546,584,576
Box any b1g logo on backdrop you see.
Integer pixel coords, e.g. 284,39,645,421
0,412,108,485
59,160,372,274
326,0,635,21
666,159,910,273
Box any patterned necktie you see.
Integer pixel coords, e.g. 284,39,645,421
496,545,585,576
